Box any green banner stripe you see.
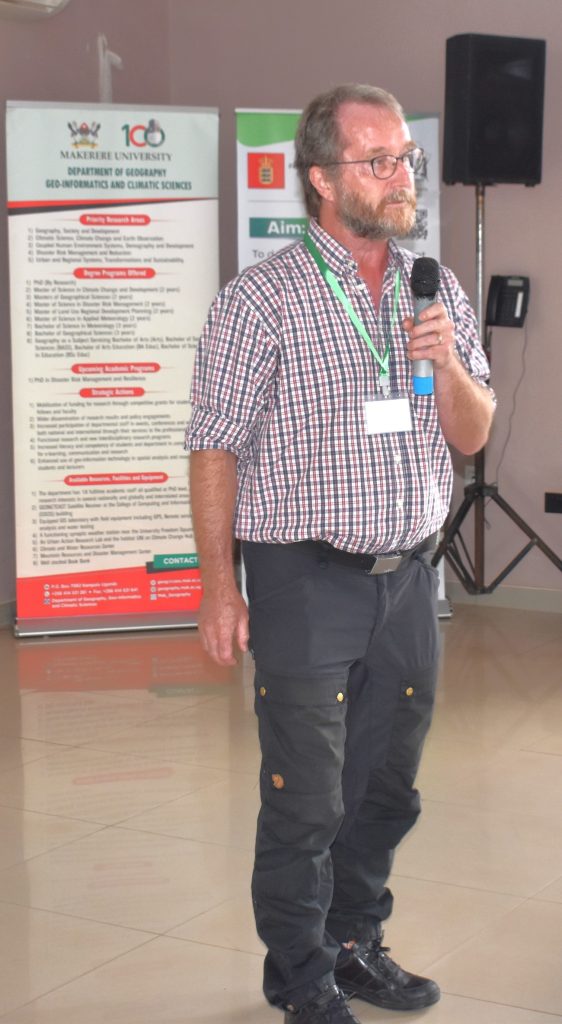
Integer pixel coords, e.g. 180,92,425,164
236,111,301,147
237,111,427,146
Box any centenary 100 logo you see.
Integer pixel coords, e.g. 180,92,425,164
121,119,166,148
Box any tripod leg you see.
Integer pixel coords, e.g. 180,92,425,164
490,493,562,572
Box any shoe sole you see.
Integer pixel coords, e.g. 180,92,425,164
340,984,441,1011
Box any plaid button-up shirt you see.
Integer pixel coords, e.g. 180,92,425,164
185,219,491,554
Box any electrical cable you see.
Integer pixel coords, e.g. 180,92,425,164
492,320,530,488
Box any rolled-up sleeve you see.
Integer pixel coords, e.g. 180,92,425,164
442,268,496,403
185,278,279,462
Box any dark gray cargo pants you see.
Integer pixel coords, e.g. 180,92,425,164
242,538,440,1010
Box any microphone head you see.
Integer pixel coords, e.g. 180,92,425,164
410,256,440,297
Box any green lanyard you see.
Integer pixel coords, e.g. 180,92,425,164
304,231,401,391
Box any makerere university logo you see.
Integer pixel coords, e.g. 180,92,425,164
68,120,101,149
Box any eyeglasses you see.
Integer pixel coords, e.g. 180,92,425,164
323,147,425,180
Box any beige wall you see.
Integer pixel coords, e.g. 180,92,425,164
0,0,560,610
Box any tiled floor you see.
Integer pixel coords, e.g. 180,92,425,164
0,604,561,1022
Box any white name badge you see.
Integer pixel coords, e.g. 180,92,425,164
364,396,413,435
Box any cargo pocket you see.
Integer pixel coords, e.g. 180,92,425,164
254,670,349,843
385,666,438,785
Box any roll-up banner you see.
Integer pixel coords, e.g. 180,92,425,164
6,102,218,636
236,110,440,270
236,109,450,616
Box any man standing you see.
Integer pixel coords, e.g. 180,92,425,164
186,84,494,1024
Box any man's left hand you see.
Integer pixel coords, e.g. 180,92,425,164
403,302,454,370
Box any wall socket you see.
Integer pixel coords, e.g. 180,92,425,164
464,464,476,486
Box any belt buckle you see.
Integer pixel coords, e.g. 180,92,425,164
368,554,403,576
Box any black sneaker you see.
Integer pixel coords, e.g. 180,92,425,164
284,985,362,1023
334,934,440,1011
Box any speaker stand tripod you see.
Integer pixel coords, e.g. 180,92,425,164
431,184,562,593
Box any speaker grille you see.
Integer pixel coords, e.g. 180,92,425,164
443,34,546,186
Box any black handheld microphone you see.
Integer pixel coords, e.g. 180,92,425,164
410,257,440,396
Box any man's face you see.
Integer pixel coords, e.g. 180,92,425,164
329,102,417,240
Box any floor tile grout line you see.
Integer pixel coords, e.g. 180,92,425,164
435,989,562,1018
0,806,113,828
109,773,259,818
0,739,258,782
531,870,562,902
0,801,109,824
161,895,234,933
0,822,116,872
414,793,562,821
0,775,258,836
108,821,256,857
391,870,539,902
0,738,213,768
114,821,255,852
68,744,260,776
0,932,162,1021
422,893,531,974
0,813,255,875
106,775,260,829
424,888,562,999
0,696,250,757
161,931,264,960
518,747,562,759
0,738,86,763
0,894,163,935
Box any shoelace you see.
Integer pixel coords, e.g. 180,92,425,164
359,938,402,978
296,988,357,1023
319,991,357,1023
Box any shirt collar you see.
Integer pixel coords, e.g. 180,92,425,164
306,219,409,281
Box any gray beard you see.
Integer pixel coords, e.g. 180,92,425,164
339,188,416,240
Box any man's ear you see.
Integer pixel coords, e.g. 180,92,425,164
308,165,336,204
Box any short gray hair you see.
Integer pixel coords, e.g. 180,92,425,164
294,84,405,218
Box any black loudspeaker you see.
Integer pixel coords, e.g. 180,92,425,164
443,33,546,186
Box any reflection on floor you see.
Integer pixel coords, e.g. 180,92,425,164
0,604,561,1023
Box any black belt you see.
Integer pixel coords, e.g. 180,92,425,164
309,533,438,576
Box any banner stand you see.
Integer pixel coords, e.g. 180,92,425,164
7,102,219,637
14,611,199,638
